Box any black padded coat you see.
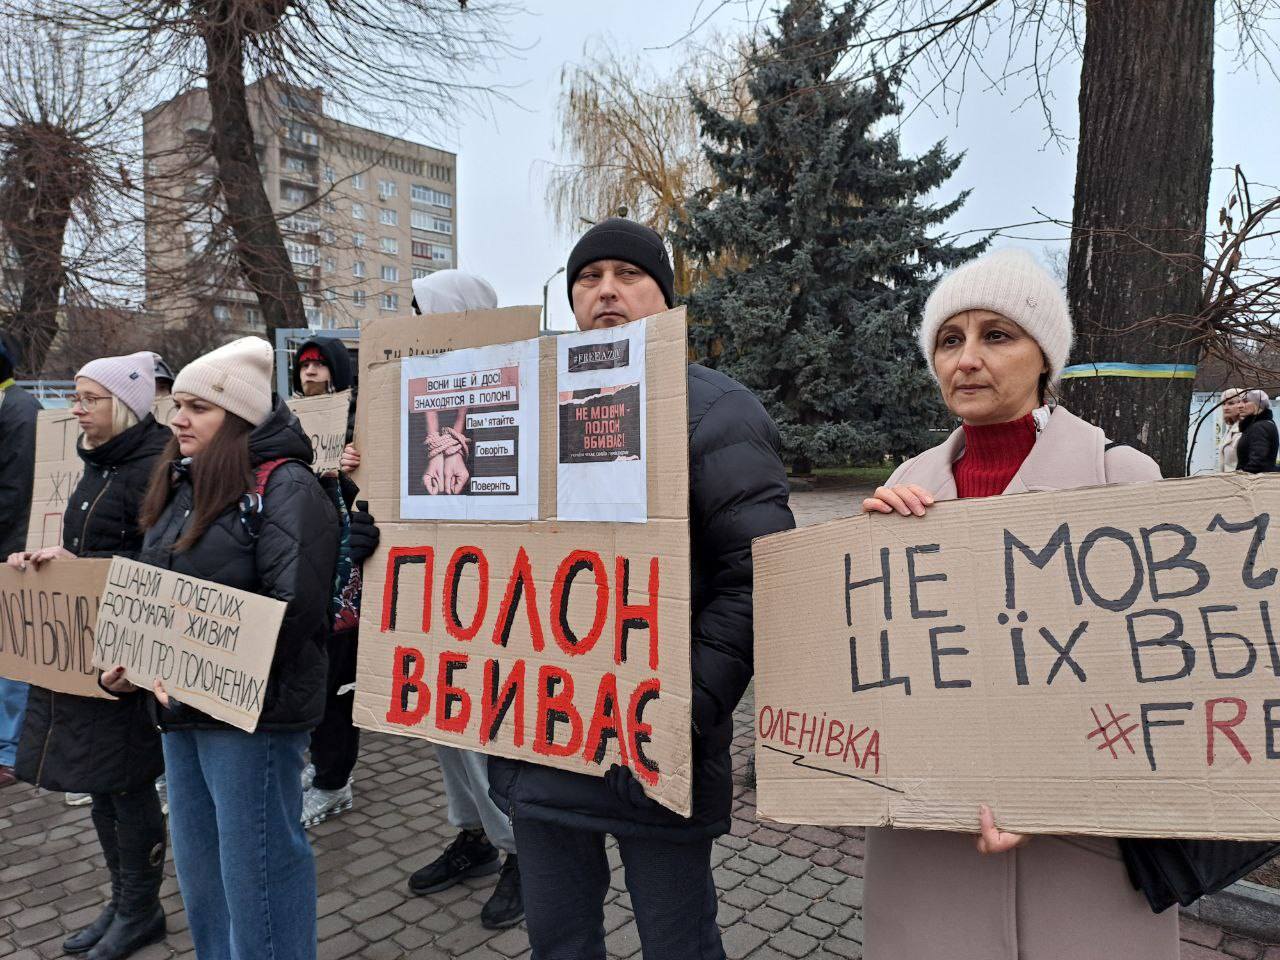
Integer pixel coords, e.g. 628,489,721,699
15,417,170,793
138,400,339,732
489,364,796,840
0,381,41,556
1236,408,1278,474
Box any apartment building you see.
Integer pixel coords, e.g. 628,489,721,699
142,76,457,333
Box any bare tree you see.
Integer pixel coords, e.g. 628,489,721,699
0,27,143,373
545,38,751,296
29,0,519,343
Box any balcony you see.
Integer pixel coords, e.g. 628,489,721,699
280,135,320,156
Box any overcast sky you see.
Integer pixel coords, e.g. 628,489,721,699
397,2,1280,331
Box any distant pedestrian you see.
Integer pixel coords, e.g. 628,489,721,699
1235,389,1277,473
1217,387,1244,471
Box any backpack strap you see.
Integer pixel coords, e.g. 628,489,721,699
1104,440,1124,452
239,458,296,539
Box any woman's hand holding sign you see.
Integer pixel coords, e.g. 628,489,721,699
976,804,1030,855
862,485,935,517
100,665,138,695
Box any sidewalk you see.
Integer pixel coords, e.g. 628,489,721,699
0,483,1271,959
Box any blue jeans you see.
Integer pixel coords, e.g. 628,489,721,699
163,728,316,960
0,678,29,766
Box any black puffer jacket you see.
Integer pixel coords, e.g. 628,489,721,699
15,417,171,793
0,380,41,556
291,335,356,443
1236,408,1278,474
139,400,339,732
490,364,795,840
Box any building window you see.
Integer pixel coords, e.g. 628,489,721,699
212,303,231,322
412,240,452,264
305,306,323,326
323,165,336,184
351,202,366,220
320,227,336,244
431,216,452,235
353,260,366,278
352,290,366,307
282,186,311,205
413,267,430,280
284,121,319,146
412,240,431,259
283,155,308,173
379,237,399,255
378,178,398,198
323,256,336,273
411,184,452,208
245,307,261,326
322,197,336,213
323,288,338,302
351,172,366,190
286,241,318,266
380,264,399,282
379,207,398,226
380,293,399,311
353,232,365,248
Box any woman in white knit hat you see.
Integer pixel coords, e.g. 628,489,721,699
6,352,171,960
100,337,339,960
859,249,1176,960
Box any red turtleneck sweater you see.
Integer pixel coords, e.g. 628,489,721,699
953,412,1038,499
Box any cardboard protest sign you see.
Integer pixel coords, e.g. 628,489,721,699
556,321,647,523
354,308,693,815
401,342,539,520
0,559,112,698
91,557,286,732
25,410,83,553
287,389,351,474
353,307,541,520
754,473,1280,840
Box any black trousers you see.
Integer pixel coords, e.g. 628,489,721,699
310,631,360,791
514,817,726,960
89,785,167,904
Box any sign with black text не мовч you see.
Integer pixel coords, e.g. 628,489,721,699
753,473,1280,840
353,307,694,817
91,557,286,732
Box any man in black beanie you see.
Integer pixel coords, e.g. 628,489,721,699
490,218,795,959
0,330,41,786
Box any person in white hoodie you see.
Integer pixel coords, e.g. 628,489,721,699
341,270,523,930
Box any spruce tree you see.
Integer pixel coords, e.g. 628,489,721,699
676,0,985,472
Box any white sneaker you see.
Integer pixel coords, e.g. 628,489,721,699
301,781,352,828
65,792,92,807
301,763,315,791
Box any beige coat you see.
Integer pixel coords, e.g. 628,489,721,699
864,406,1179,960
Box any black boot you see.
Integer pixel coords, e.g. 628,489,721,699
408,829,500,895
64,800,121,954
88,799,166,960
480,854,524,930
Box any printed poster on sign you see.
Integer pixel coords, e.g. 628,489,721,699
400,338,539,521
556,320,647,522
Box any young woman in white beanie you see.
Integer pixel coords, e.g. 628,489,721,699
6,352,171,960
859,249,1176,960
100,337,338,960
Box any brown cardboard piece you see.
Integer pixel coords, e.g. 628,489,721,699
286,389,351,474
353,308,693,816
91,557,286,733
753,473,1280,840
0,559,112,698
25,409,83,553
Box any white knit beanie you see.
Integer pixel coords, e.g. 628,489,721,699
919,248,1073,383
76,351,156,420
172,336,274,426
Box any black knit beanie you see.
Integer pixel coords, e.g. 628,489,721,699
566,217,675,309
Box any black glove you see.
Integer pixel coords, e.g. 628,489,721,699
603,764,658,811
347,507,380,564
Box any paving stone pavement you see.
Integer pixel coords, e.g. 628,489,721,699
0,483,1271,959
